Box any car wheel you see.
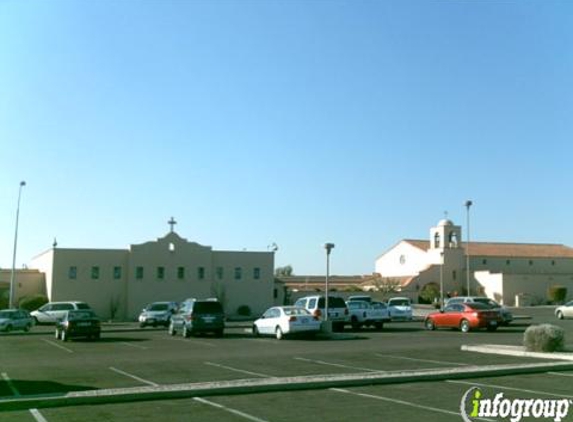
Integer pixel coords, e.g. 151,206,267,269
557,311,564,320
275,326,284,340
93,333,100,341
183,325,191,338
350,317,360,331
460,319,471,333
139,323,146,328
215,329,224,337
374,321,384,330
61,330,68,342
486,325,498,332
425,318,436,331
55,329,60,340
168,322,176,336
5,325,12,333
252,325,260,337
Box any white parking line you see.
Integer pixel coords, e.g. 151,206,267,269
548,372,573,378
374,353,469,367
447,380,573,398
41,339,74,354
1,372,20,397
205,362,274,378
164,337,216,347
293,357,380,372
109,367,159,387
30,409,49,422
193,397,270,422
331,388,495,421
120,342,148,350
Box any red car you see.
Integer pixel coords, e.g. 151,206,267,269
424,302,502,333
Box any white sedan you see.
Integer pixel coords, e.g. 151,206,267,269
253,306,321,340
555,301,573,320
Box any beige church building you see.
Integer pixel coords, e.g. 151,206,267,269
375,219,573,305
3,224,279,320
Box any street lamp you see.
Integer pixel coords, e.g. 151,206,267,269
465,200,473,296
9,181,26,309
439,251,445,309
324,243,335,322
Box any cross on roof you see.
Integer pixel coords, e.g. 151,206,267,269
168,217,177,233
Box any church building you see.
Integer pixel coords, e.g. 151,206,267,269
7,219,278,319
375,219,573,305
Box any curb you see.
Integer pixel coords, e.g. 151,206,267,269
2,361,573,411
462,344,573,361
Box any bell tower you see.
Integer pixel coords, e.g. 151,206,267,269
430,218,462,251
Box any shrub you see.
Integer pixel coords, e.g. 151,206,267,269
237,305,252,317
18,294,49,312
547,286,567,305
523,324,565,353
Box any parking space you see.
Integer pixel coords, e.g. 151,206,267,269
1,307,572,420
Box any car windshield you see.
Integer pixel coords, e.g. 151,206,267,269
193,302,223,313
473,298,499,307
466,303,491,311
0,310,16,318
283,307,311,316
148,303,169,311
317,297,346,308
67,310,96,320
389,299,410,306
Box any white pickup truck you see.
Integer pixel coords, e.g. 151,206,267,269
346,300,390,330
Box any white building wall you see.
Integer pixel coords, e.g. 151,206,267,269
375,242,430,277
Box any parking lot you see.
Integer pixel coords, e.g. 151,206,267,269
1,307,572,421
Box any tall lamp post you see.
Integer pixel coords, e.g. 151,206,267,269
9,181,26,309
324,243,335,323
439,251,445,309
465,200,473,296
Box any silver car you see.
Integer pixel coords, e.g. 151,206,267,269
0,309,34,333
31,301,92,324
555,301,573,320
138,301,178,327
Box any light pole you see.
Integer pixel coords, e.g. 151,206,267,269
9,181,26,309
465,200,473,296
324,243,335,322
439,251,445,309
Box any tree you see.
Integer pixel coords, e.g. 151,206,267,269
370,275,401,297
418,283,440,305
275,265,293,277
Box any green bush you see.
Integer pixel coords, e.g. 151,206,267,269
547,286,567,305
237,305,252,317
18,294,49,312
523,324,565,352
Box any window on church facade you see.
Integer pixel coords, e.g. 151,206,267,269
136,266,144,280
434,232,441,248
216,267,224,280
69,266,77,280
198,267,205,280
91,266,100,280
157,267,165,280
177,267,185,280
113,266,122,280
254,267,261,280
234,267,242,280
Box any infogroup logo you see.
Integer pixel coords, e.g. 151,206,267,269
460,387,572,422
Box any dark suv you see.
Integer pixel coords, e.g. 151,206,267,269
169,299,225,337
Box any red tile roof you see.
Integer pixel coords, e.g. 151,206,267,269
404,239,573,258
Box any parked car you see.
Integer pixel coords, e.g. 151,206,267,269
0,309,34,333
138,301,178,328
346,300,390,330
387,297,413,321
31,301,92,324
293,295,349,332
555,301,573,320
424,302,502,333
169,298,225,337
253,306,321,340
55,310,101,341
446,296,513,325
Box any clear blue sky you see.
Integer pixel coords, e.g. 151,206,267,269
1,1,571,275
